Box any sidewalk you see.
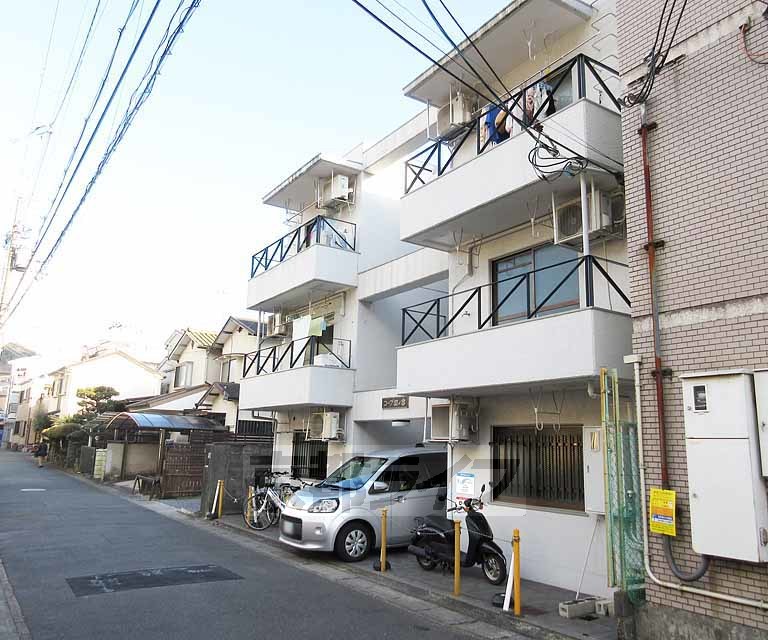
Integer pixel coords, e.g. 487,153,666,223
206,512,617,640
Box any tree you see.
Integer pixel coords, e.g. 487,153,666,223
76,386,125,417
32,409,52,432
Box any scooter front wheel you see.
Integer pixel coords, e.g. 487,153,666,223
482,552,507,585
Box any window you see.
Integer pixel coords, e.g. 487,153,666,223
174,362,193,388
492,244,579,324
322,455,387,489
291,431,328,480
376,456,420,492
492,426,584,511
416,453,448,489
220,359,232,383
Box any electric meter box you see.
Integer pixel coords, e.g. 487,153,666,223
681,371,768,563
751,369,768,477
583,426,606,515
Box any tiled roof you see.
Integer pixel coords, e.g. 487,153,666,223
231,318,261,335
185,329,217,348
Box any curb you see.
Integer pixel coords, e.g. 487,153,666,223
0,560,31,640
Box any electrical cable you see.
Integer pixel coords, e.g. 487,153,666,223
372,0,474,77
32,0,143,255
741,21,768,64
2,0,202,326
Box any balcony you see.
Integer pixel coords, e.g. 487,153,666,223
238,336,354,410
247,215,358,310
401,55,623,250
396,256,632,397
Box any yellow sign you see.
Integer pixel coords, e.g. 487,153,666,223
649,488,676,536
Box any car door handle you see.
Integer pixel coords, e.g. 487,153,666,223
394,495,406,503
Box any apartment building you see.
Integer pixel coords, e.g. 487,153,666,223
239,116,450,479
617,0,768,637
391,0,630,597
9,374,49,448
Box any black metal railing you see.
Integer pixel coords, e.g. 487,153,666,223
404,53,621,194
250,215,356,278
243,336,352,377
401,255,630,346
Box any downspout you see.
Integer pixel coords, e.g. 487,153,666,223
638,104,710,582
629,354,768,609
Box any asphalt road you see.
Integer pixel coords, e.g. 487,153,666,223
0,450,466,640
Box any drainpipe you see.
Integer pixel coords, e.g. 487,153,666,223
628,354,768,609
638,105,709,582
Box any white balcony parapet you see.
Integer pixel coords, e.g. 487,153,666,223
357,248,448,302
247,215,358,310
401,55,623,250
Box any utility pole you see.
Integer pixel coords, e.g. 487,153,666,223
0,197,23,334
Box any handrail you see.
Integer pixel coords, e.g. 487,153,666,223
250,215,356,278
403,53,621,195
401,255,630,345
242,336,352,377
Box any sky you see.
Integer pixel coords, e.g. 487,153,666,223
0,0,510,365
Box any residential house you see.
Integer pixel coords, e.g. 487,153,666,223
195,316,270,432
3,353,43,448
239,122,451,479
43,350,163,418
10,374,50,448
131,329,218,414
618,0,768,636
388,0,628,598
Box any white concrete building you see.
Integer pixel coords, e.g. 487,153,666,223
391,0,630,598
239,0,630,598
239,116,450,479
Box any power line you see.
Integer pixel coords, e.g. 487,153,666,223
2,0,203,326
32,0,143,255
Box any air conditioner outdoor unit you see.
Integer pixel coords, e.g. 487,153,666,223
319,175,353,209
437,91,475,139
553,190,613,245
266,313,288,338
429,398,479,443
322,411,341,440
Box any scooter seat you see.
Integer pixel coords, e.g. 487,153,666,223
422,515,455,533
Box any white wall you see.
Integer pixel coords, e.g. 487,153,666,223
170,342,217,392
60,353,162,415
447,390,615,597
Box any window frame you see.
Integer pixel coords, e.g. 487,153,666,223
491,243,580,325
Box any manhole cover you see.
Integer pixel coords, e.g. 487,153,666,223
67,564,242,597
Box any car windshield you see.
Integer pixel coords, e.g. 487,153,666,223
319,456,388,490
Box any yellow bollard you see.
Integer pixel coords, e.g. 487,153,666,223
380,508,388,573
513,528,521,616
453,519,461,597
246,486,254,524
217,480,224,519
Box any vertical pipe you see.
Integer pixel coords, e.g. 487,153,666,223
246,486,254,525
639,108,668,488
453,519,461,597
580,173,591,257
217,479,224,519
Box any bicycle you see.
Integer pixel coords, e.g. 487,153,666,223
242,471,313,531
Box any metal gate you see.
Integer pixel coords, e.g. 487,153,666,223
602,368,645,604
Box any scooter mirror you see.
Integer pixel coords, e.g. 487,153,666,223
481,484,486,495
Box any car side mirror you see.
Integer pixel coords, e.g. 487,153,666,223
371,481,389,493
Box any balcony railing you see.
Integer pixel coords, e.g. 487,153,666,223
404,54,621,195
250,215,356,278
243,336,351,377
401,255,630,345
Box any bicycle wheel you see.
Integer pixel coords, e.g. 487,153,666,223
242,492,277,531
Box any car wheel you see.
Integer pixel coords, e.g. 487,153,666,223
335,522,372,562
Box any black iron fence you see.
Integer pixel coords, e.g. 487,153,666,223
250,215,356,278
243,336,351,377
291,431,328,480
404,53,621,194
401,255,630,345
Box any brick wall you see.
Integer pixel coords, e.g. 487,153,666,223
619,1,768,632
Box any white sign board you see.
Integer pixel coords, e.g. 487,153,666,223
454,472,475,500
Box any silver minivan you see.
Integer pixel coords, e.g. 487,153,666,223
279,445,447,561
